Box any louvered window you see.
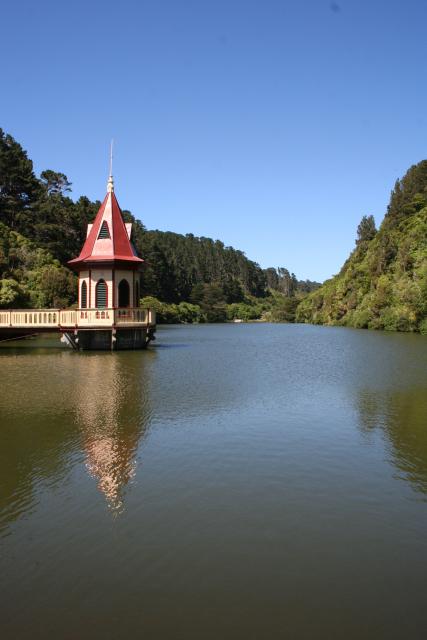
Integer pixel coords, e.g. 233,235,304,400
81,281,87,308
95,279,108,308
98,221,110,239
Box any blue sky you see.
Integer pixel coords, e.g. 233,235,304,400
2,0,427,281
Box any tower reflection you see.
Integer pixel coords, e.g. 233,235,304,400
74,352,153,512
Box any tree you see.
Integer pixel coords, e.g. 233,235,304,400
33,194,78,263
223,278,244,303
190,283,227,322
0,278,28,307
356,215,377,244
269,295,299,322
29,264,76,308
264,267,279,290
40,170,72,195
0,129,40,229
277,267,298,296
386,161,427,224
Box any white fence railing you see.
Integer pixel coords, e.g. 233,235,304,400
0,309,61,328
115,308,156,325
0,308,156,329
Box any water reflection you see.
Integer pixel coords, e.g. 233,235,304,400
357,387,427,496
0,348,154,532
74,353,153,512
0,350,78,533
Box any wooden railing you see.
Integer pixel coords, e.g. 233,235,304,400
0,308,156,329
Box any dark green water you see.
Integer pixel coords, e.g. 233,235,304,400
1,323,427,639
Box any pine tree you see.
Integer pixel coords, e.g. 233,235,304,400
356,215,377,244
0,129,40,230
40,170,72,195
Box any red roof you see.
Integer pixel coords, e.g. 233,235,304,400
68,190,143,269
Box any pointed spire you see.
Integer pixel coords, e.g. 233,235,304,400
68,144,144,269
68,162,144,269
107,139,114,193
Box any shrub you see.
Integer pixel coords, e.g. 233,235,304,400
0,279,28,308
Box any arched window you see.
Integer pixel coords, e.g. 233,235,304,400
118,279,130,308
81,281,87,308
95,279,108,308
98,220,110,239
135,280,140,307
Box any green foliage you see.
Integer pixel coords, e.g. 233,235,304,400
140,296,201,323
134,230,268,302
139,296,165,313
190,283,227,322
0,128,40,230
40,170,72,195
174,302,202,323
141,290,305,325
27,264,76,308
264,265,320,295
0,220,76,308
386,161,427,225
297,161,427,333
0,279,27,307
264,294,300,322
226,302,263,321
0,128,314,318
356,215,377,244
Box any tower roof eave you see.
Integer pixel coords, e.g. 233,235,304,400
68,256,143,267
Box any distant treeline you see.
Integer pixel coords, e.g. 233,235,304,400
133,229,319,303
0,128,319,317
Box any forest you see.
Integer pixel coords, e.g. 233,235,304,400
0,128,318,322
297,161,427,333
2,128,427,331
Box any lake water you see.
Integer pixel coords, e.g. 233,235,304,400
1,323,427,639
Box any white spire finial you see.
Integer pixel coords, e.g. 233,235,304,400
107,139,114,192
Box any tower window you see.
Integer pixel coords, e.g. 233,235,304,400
81,281,87,308
95,279,108,308
118,279,130,308
98,221,110,239
135,280,140,306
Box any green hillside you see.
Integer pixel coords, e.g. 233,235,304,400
296,161,427,333
0,128,318,320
